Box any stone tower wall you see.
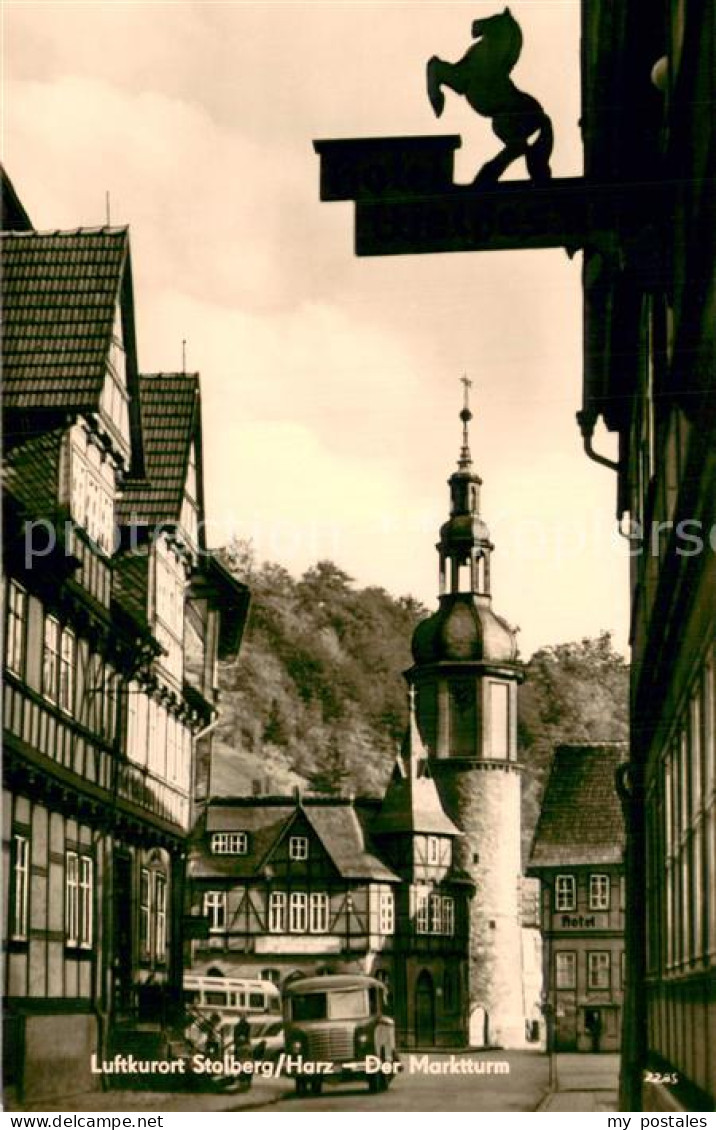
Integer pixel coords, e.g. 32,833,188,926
434,761,526,1048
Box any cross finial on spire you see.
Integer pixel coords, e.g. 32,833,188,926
459,374,473,469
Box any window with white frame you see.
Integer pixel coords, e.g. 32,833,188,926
555,950,576,989
43,617,60,702
415,886,430,934
289,891,308,932
289,836,308,861
66,852,79,945
211,832,248,855
10,834,29,941
5,581,26,677
166,715,178,782
126,682,148,767
587,951,611,989
429,893,443,933
426,836,440,865
442,896,455,936
101,308,130,448
65,851,93,948
43,618,76,714
180,442,199,549
79,856,93,947
268,891,286,933
149,700,167,777
155,874,167,960
59,629,76,714
139,868,152,956
589,874,610,911
555,874,576,911
379,890,395,935
309,892,329,933
153,537,185,682
68,424,116,553
204,890,227,933
102,664,116,740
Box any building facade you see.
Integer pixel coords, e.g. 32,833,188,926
406,391,530,1049
579,0,715,1110
529,745,627,1053
187,699,472,1049
2,182,247,1104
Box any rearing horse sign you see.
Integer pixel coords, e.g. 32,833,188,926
427,8,553,185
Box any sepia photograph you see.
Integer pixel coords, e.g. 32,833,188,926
1,0,714,1117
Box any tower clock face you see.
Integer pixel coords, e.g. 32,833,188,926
443,602,480,659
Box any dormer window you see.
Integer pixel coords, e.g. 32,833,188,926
289,836,309,861
211,832,248,855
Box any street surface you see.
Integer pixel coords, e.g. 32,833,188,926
248,1050,550,1112
538,1053,619,1112
7,1052,619,1113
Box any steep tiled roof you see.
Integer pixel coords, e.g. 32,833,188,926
191,798,399,883
2,427,64,519
529,743,627,869
112,548,151,631
117,373,198,526
2,229,128,411
304,805,398,881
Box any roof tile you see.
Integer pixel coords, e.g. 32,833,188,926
2,229,128,413
529,743,627,868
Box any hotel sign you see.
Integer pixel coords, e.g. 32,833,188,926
255,936,341,955
554,913,609,931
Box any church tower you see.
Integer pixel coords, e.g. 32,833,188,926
407,381,526,1048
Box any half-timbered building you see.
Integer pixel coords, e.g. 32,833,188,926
579,0,715,1110
529,744,627,1053
188,695,472,1048
2,188,248,1104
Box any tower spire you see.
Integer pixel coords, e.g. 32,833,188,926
459,374,473,470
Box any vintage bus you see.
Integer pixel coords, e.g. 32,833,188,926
282,973,397,1095
183,974,282,1051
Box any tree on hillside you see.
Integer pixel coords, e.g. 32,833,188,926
518,630,629,858
211,547,628,842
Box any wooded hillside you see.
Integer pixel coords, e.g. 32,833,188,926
208,541,629,855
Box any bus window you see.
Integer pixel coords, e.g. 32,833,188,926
205,991,228,1006
292,994,328,1022
290,989,369,1023
249,992,265,1010
328,990,369,1020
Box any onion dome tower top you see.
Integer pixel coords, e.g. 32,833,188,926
411,379,518,666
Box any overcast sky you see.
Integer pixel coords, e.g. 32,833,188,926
3,0,629,658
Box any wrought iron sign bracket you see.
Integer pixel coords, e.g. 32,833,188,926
313,135,664,263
